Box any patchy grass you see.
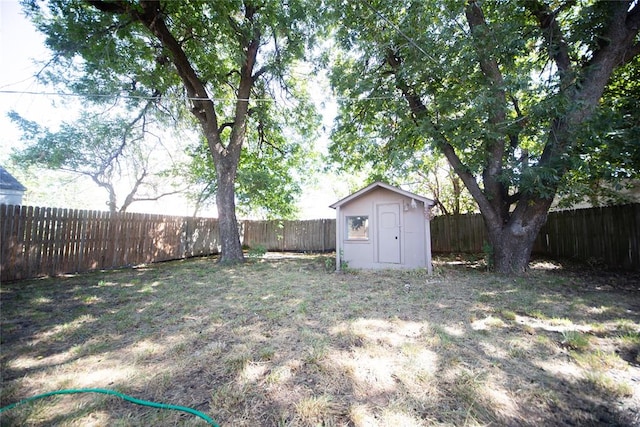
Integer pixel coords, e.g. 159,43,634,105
561,330,591,351
1,253,639,426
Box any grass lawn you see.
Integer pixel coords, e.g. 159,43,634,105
1,253,639,426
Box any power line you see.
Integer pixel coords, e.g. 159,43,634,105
0,89,400,103
361,0,438,64
0,89,260,102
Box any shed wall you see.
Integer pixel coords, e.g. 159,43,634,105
0,190,24,206
340,192,375,268
338,187,429,269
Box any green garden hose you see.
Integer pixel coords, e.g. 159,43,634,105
0,388,219,426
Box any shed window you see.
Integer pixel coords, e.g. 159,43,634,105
346,216,369,240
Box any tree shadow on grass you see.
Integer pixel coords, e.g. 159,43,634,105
2,254,639,426
1,260,222,382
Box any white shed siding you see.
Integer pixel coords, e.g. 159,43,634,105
403,204,427,268
340,191,377,269
337,187,430,270
0,189,25,205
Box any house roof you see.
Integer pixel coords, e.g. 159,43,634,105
329,181,435,209
0,166,27,192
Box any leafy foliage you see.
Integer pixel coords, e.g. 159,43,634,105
558,60,640,207
178,71,322,219
324,0,640,272
9,103,182,212
19,1,324,260
183,130,317,220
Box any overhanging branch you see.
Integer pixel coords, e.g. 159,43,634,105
384,47,500,225
523,0,574,87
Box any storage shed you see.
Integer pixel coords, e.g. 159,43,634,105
330,182,435,272
0,166,26,205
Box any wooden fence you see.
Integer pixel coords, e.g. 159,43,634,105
243,219,335,252
430,214,551,253
0,205,220,281
539,204,639,270
430,204,639,270
1,203,638,281
430,214,487,253
0,205,334,281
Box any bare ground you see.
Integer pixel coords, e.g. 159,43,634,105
1,253,639,426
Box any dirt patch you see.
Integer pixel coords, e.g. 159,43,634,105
1,254,639,426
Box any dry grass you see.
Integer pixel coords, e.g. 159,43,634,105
1,253,639,426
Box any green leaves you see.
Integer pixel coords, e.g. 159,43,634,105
8,101,182,213
326,0,639,212
556,60,640,207
18,0,327,219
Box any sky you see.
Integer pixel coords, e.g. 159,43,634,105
0,1,341,219
0,1,52,148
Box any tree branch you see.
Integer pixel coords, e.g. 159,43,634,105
626,0,640,35
507,192,521,205
252,65,269,81
508,95,525,149
383,46,501,225
98,100,154,178
384,49,426,120
465,1,510,219
121,189,188,212
581,2,640,105
130,188,188,203
226,2,261,163
536,0,639,177
87,172,117,213
86,0,127,14
218,122,235,134
263,139,285,156
523,0,574,88
119,168,148,212
89,0,225,157
623,42,640,64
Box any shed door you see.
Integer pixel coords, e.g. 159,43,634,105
377,203,401,264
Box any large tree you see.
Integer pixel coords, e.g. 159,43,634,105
9,103,185,213
24,0,319,262
328,0,640,273
182,79,321,219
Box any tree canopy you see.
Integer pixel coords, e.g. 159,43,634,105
8,100,186,213
22,0,323,261
326,0,639,273
183,88,321,219
558,59,640,207
14,0,639,271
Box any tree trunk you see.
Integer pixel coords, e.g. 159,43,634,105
485,198,552,274
451,173,461,216
488,227,539,274
215,161,244,264
84,1,262,264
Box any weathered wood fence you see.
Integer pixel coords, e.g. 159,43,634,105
0,205,335,281
537,204,639,270
244,220,335,252
1,203,638,281
429,204,639,270
0,206,217,281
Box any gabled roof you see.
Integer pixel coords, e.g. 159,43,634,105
0,166,27,192
330,181,434,209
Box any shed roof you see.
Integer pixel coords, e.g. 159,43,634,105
0,166,27,192
329,181,434,209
